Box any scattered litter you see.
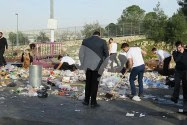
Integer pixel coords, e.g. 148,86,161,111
139,113,146,117
75,110,81,112
164,95,171,98
126,113,135,117
179,109,183,113
179,95,183,100
119,94,127,99
0,97,5,100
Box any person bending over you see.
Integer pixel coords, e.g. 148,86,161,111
54,55,77,71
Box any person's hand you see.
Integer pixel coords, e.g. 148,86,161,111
179,48,184,53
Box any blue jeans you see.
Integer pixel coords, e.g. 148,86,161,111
129,64,145,96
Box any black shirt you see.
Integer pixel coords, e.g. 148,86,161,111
172,49,187,71
0,37,8,50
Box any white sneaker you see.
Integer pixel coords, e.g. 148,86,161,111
132,96,141,101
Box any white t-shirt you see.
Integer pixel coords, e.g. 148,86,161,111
60,56,75,65
127,47,144,68
110,43,117,53
156,50,171,62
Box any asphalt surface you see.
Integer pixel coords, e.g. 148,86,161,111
0,86,187,125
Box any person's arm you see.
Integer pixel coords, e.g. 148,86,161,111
156,51,164,66
29,53,33,63
79,40,85,69
126,52,133,71
103,41,109,59
108,44,111,54
5,38,8,49
127,58,133,70
56,62,63,70
172,50,183,63
21,53,24,62
141,50,147,57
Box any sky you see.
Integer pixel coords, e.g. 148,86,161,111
0,0,180,30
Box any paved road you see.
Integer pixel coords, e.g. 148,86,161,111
0,87,186,125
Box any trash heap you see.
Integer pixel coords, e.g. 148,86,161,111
0,64,169,100
143,72,168,89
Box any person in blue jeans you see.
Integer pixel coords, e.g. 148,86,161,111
121,43,146,101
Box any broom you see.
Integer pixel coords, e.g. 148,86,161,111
105,72,127,99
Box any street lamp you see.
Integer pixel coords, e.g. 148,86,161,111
15,13,19,46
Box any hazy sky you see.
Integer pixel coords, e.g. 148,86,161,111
0,0,180,30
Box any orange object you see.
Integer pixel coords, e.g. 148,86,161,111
58,91,65,96
50,71,55,75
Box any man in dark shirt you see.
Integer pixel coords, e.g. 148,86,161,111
79,31,109,108
171,41,187,112
0,32,8,66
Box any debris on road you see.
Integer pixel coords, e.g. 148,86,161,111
0,64,174,101
126,112,135,117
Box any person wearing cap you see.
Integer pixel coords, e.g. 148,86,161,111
0,32,8,66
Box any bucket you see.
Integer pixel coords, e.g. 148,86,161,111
29,65,42,88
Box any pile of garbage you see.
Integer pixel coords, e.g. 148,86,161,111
143,72,168,89
0,64,170,100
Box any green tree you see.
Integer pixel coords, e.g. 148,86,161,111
178,0,187,17
105,23,118,37
81,22,105,38
118,5,145,24
8,32,29,45
8,32,16,46
165,10,187,44
36,32,50,42
118,5,145,35
143,2,168,42
143,12,158,38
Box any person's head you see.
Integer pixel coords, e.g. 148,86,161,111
58,55,63,60
109,38,113,44
121,43,129,52
0,32,3,38
175,41,184,52
151,48,157,54
29,43,36,50
93,31,100,36
24,49,30,56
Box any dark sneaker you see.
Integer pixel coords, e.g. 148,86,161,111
91,103,100,108
82,101,89,106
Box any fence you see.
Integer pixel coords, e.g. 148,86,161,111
34,42,64,59
3,22,145,45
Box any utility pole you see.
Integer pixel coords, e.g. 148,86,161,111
48,0,57,42
15,13,19,46
50,0,54,42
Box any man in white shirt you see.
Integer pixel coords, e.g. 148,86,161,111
122,43,146,101
55,55,76,71
109,38,119,70
152,48,171,74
